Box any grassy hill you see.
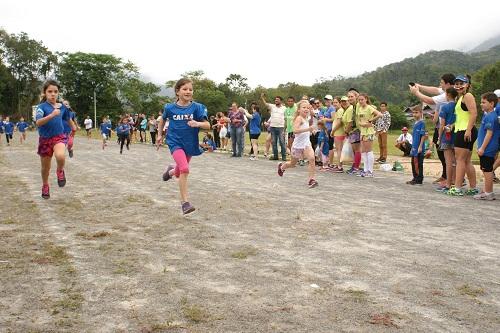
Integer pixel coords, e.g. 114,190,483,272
313,45,500,105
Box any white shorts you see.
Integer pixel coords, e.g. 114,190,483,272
102,133,108,140
219,128,227,139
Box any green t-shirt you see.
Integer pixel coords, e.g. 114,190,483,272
285,104,297,133
342,105,354,134
356,105,377,136
333,107,346,136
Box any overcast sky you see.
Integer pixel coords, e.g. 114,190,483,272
1,0,498,88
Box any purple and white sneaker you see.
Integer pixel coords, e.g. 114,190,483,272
162,165,175,181
182,201,196,215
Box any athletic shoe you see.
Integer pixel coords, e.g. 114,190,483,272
406,180,422,185
435,185,449,193
346,167,359,175
263,153,268,158
446,187,464,196
181,201,196,215
362,171,374,178
68,149,73,158
162,165,175,181
298,160,306,166
473,192,496,201
41,184,50,199
277,162,284,177
269,156,279,161
357,170,366,177
308,179,318,188
378,158,386,164
250,156,256,161
56,169,66,187
465,188,480,196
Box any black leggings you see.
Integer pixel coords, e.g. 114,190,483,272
118,134,130,151
150,131,156,144
433,128,446,179
5,133,12,144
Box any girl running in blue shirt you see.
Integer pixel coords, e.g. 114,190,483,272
35,80,76,199
156,78,210,215
116,115,131,154
16,117,29,144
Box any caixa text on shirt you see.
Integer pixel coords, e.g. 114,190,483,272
172,114,193,121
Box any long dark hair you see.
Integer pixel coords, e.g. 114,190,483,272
40,80,61,102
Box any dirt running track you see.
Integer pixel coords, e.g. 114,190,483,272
0,134,499,333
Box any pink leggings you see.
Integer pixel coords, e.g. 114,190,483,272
172,149,192,178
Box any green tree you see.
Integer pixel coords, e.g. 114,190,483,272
473,61,500,95
57,52,136,122
167,70,229,116
0,29,57,118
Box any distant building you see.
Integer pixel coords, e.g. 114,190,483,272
403,104,433,120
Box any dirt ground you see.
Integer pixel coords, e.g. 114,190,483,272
0,134,499,333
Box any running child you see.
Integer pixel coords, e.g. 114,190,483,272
277,100,318,188
62,100,77,157
35,80,76,199
156,78,210,215
474,92,500,200
84,116,93,140
317,120,330,171
16,117,29,144
100,117,112,149
116,115,131,154
406,106,427,185
4,117,14,146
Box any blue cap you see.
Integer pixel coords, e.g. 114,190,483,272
454,75,469,83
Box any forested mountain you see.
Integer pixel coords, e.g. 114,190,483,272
468,34,500,53
312,45,500,105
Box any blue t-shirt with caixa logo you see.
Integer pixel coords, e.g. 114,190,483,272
162,101,208,156
36,102,70,138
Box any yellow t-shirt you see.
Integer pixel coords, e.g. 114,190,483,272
356,104,377,136
333,107,346,136
341,105,353,134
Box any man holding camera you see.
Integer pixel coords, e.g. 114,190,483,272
409,73,455,183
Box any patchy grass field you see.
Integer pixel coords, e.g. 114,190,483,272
0,134,499,332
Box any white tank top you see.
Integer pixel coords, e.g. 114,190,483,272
292,117,311,149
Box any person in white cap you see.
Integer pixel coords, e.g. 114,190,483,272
319,94,336,167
